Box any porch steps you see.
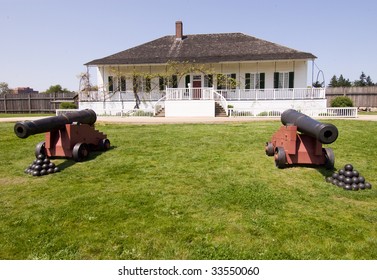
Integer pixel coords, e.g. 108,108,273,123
155,107,165,117
215,102,227,117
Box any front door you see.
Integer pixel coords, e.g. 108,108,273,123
192,78,201,99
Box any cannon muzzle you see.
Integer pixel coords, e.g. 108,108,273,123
14,109,97,139
281,109,338,144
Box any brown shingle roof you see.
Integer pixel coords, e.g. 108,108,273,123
85,33,316,66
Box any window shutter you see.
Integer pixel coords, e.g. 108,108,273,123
120,76,126,91
259,73,265,89
108,76,114,92
231,73,236,89
172,75,178,88
289,72,294,88
274,72,279,89
159,76,164,91
185,75,190,88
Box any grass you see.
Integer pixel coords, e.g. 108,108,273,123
0,113,54,118
0,119,377,260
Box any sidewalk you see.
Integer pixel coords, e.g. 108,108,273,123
1,115,377,124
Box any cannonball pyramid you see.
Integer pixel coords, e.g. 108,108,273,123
24,154,60,176
326,164,372,191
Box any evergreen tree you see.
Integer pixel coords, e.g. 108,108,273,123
328,75,338,87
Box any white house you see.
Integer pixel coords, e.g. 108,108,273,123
82,21,325,117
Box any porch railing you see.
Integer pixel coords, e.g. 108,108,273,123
218,88,325,100
229,107,358,118
80,88,325,102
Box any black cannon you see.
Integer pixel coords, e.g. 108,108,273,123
265,109,338,169
14,109,110,162
14,109,97,139
281,109,338,144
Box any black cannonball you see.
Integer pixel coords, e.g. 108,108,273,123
351,177,359,184
344,171,353,178
37,154,45,160
332,173,339,180
358,176,365,183
332,179,339,185
344,177,352,185
32,170,40,176
358,183,365,190
338,175,345,182
338,169,345,175
352,170,359,177
34,165,42,171
42,164,49,170
36,159,43,165
344,164,353,171
47,168,54,174
43,158,50,164
24,168,30,174
352,183,359,191
337,181,345,188
365,182,372,189
326,177,333,183
48,162,56,169
40,169,47,176
54,167,60,173
344,184,352,191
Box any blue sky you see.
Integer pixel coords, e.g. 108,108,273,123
1,0,376,92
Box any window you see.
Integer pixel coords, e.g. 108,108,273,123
245,73,265,89
274,72,294,88
108,76,114,92
217,73,236,90
204,75,213,87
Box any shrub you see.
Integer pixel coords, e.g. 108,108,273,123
59,102,77,109
330,96,353,107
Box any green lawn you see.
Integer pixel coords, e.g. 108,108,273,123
0,119,376,260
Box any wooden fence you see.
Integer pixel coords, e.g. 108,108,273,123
326,86,377,107
0,93,77,113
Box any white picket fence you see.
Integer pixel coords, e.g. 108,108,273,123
229,107,358,118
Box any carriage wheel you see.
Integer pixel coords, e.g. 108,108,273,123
274,147,286,169
72,143,89,162
99,138,111,151
265,142,274,156
323,148,335,170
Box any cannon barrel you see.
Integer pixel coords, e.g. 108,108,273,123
14,109,97,139
281,109,338,144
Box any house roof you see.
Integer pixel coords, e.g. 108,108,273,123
85,32,316,66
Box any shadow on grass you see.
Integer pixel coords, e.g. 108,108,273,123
55,145,117,171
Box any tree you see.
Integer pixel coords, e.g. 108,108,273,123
337,75,351,87
43,84,70,94
328,75,338,87
328,74,351,87
0,82,12,95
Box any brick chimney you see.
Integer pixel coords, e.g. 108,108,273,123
175,21,183,40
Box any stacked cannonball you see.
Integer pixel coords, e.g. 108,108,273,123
24,154,60,176
326,164,372,191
